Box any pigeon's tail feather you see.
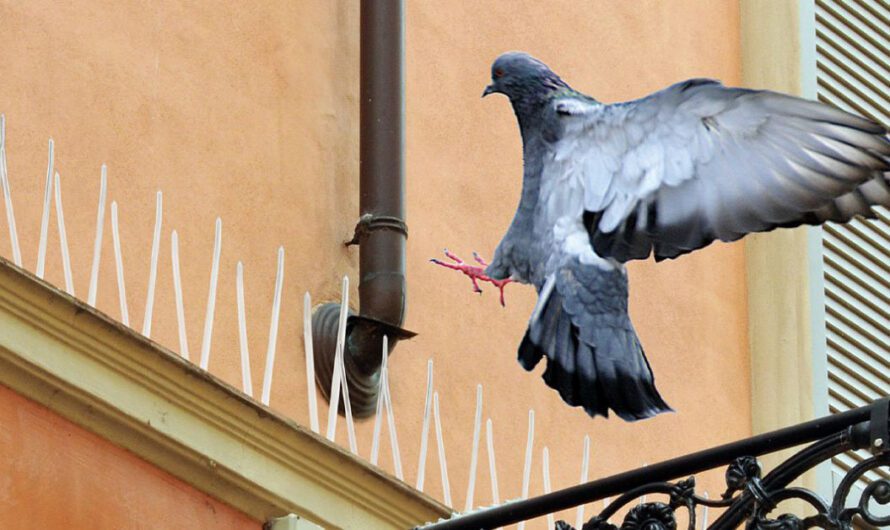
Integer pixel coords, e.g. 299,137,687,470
520,287,672,421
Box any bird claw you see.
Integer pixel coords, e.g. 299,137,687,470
430,249,513,306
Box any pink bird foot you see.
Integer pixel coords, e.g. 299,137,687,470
430,249,513,306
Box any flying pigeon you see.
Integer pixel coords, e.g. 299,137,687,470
433,51,890,421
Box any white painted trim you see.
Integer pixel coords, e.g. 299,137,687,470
799,0,831,497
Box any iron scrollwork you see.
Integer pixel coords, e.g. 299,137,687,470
415,399,889,530
554,476,727,530
556,452,890,530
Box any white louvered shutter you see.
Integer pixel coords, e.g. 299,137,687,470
815,0,890,494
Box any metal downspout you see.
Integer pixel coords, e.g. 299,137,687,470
311,0,414,417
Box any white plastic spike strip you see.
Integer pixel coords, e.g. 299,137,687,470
0,115,22,266
326,276,349,442
87,165,107,306
464,384,483,511
339,359,358,454
110,201,129,326
370,368,384,465
303,292,319,433
53,172,74,295
369,336,386,466
171,230,190,360
382,335,403,480
517,409,535,530
261,246,285,406
0,129,650,511
433,391,451,506
416,359,433,491
700,492,709,529
339,342,358,454
236,262,253,396
199,218,222,370
485,418,499,504
142,191,162,337
543,447,554,530
36,139,54,278
575,435,591,529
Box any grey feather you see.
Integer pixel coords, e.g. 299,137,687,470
481,51,889,421
520,262,670,420
557,81,890,261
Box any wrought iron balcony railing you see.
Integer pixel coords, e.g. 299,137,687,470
418,397,890,530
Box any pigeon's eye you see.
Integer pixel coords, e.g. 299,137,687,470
494,68,505,79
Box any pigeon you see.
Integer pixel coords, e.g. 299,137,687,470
433,51,890,421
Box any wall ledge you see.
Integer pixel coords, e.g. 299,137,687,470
0,257,449,529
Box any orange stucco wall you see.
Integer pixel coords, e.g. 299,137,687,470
0,1,749,525
0,384,257,529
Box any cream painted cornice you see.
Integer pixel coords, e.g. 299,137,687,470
741,0,825,432
0,258,450,529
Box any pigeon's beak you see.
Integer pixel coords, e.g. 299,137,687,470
482,84,497,98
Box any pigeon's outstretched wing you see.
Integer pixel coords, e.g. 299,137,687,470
544,79,890,262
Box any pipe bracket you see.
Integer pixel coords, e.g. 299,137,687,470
345,213,408,247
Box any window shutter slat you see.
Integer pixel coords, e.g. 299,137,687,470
816,0,890,502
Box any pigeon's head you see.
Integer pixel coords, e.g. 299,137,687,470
483,52,568,102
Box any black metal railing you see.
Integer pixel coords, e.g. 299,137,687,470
416,397,889,530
